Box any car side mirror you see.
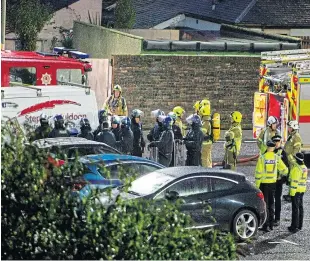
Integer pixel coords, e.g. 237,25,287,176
165,190,179,200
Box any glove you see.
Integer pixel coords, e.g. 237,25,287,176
281,176,288,184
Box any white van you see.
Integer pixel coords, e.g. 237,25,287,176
1,85,99,131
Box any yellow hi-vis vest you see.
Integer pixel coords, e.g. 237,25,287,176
255,151,288,188
289,163,308,196
284,131,302,166
175,117,186,137
228,123,242,155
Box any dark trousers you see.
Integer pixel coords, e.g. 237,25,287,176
159,153,172,167
291,192,304,229
275,179,283,221
186,151,201,166
260,183,276,228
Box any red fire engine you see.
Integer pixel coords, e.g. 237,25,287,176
1,47,92,87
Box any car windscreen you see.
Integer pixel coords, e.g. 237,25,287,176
128,171,175,196
96,163,139,180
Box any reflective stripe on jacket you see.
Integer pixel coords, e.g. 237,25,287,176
289,163,308,196
255,151,288,188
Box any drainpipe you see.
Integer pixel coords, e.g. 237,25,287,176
1,0,6,50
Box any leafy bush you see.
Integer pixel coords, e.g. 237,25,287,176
1,124,236,260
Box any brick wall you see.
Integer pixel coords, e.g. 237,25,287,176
112,55,261,130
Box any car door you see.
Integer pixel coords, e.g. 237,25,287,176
209,177,238,225
154,176,215,227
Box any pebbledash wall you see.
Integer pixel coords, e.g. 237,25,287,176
112,55,261,130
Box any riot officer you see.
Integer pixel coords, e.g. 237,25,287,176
255,140,288,232
48,115,70,138
147,109,165,142
111,115,121,141
184,114,204,166
116,117,134,154
148,116,174,167
167,112,183,167
94,109,108,139
31,113,52,141
223,131,237,170
257,116,280,154
131,109,145,157
95,120,116,148
78,118,94,140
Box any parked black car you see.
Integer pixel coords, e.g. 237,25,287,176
97,166,267,240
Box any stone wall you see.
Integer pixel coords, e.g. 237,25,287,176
73,21,143,59
112,55,261,130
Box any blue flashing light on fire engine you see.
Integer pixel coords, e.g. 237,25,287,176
53,47,90,59
69,51,90,59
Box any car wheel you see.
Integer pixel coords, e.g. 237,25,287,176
232,209,258,241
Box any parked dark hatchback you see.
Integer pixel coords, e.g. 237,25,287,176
98,166,267,240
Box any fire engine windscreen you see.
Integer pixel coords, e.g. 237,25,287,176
56,69,84,85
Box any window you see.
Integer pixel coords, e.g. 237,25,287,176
211,178,235,191
156,177,211,199
129,171,174,196
57,69,83,85
9,67,36,85
136,164,161,176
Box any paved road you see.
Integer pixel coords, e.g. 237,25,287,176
142,133,310,260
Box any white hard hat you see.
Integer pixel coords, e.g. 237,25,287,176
267,116,278,126
151,109,165,118
157,115,166,123
287,120,299,130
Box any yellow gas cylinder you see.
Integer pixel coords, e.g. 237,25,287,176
212,113,221,142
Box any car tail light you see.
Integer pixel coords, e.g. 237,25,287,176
257,191,264,200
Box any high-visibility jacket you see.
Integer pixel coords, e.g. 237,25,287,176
255,151,288,188
175,117,186,137
223,141,237,170
228,123,242,155
289,163,308,196
103,95,128,116
284,131,302,166
257,127,280,154
201,116,212,145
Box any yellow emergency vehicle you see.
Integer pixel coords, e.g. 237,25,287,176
253,49,310,152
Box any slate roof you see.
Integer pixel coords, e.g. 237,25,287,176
133,0,254,28
241,0,310,27
132,0,310,29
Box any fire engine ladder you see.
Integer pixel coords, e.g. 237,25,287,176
261,49,310,62
57,81,91,95
1,85,42,99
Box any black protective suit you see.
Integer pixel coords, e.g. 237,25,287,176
78,127,94,141
131,119,145,157
48,127,70,138
32,124,52,141
112,127,121,141
95,123,116,148
147,122,164,142
116,127,134,154
169,123,183,166
184,123,204,166
150,127,174,167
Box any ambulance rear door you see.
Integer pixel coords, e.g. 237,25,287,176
253,92,268,139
